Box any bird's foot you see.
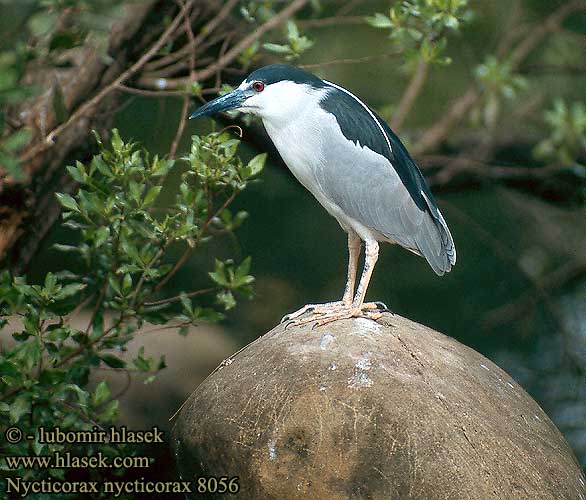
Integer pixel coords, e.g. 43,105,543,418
280,301,348,324
284,301,391,329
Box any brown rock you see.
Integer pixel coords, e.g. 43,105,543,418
173,313,586,500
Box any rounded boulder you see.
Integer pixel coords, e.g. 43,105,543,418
173,313,586,500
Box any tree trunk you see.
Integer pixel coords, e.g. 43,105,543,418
0,1,157,272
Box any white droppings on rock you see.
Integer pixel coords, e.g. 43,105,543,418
354,318,382,335
356,354,372,371
348,352,374,389
480,364,490,371
268,439,278,460
348,372,373,389
319,333,336,350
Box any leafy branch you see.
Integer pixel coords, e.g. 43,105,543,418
0,129,265,490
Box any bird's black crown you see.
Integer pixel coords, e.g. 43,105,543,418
246,64,327,88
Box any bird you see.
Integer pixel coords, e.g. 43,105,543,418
190,64,456,327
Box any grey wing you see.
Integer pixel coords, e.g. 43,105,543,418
315,146,455,276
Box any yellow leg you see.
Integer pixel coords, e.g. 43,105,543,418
281,232,361,323
289,239,388,328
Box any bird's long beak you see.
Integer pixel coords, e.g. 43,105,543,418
189,89,248,119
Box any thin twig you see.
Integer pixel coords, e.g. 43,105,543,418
168,0,196,163
391,59,429,132
144,287,217,307
299,51,402,70
299,16,364,28
138,0,309,90
117,84,185,97
130,246,167,309
483,260,586,328
419,154,569,186
145,0,239,72
84,280,108,336
509,0,582,67
154,192,237,292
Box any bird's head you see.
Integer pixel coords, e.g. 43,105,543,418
189,64,327,123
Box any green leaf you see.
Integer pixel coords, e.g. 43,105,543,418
53,283,85,301
93,381,110,406
286,20,299,40
66,164,84,183
151,157,174,177
92,155,112,178
9,395,30,424
209,260,228,286
129,180,144,203
55,192,79,212
111,128,124,151
143,186,162,206
216,290,236,310
246,153,266,178
100,354,126,369
62,384,89,407
365,13,393,28
94,226,110,247
100,400,119,422
262,43,292,54
133,352,150,372
122,273,132,293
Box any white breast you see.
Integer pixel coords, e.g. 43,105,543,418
262,106,383,241
263,111,324,192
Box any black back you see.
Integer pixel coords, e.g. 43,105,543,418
319,87,440,219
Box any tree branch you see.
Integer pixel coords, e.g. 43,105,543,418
413,1,582,155
391,59,429,132
137,0,309,90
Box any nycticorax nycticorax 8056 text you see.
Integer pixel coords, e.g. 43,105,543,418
190,64,456,326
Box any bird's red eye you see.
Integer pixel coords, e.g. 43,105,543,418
252,81,265,92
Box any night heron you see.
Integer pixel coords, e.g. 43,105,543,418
190,64,456,326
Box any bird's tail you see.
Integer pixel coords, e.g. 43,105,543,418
417,194,456,276
432,209,456,275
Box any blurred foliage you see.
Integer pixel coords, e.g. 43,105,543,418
473,55,527,130
240,1,319,61
366,0,473,66
0,130,264,497
263,20,315,61
534,99,586,166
